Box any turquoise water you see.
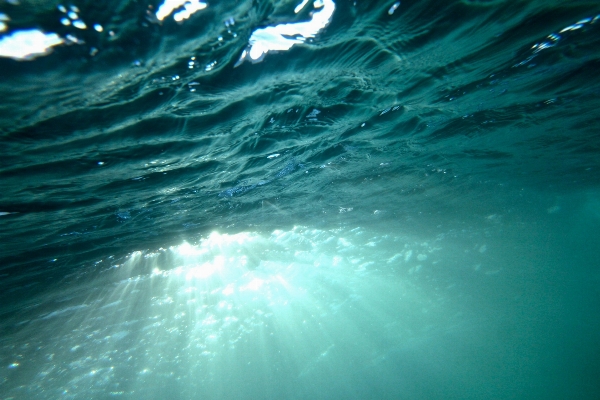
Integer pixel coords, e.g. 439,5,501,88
1,0,600,398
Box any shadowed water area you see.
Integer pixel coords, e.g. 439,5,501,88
1,0,600,398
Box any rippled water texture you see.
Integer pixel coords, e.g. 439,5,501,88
1,0,600,398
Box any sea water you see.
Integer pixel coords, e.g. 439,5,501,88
1,0,599,398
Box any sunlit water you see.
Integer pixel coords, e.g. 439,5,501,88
1,0,600,399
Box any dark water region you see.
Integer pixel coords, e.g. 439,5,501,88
1,0,600,398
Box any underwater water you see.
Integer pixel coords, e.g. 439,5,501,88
1,0,600,398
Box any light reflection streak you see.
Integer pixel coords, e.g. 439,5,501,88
155,0,208,22
514,13,600,67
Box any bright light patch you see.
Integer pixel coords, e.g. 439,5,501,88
222,284,235,296
241,278,265,292
4,226,463,398
235,0,335,66
72,20,87,30
0,13,9,33
174,1,207,22
294,0,310,13
185,257,223,280
175,241,202,256
155,0,207,22
0,29,64,60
